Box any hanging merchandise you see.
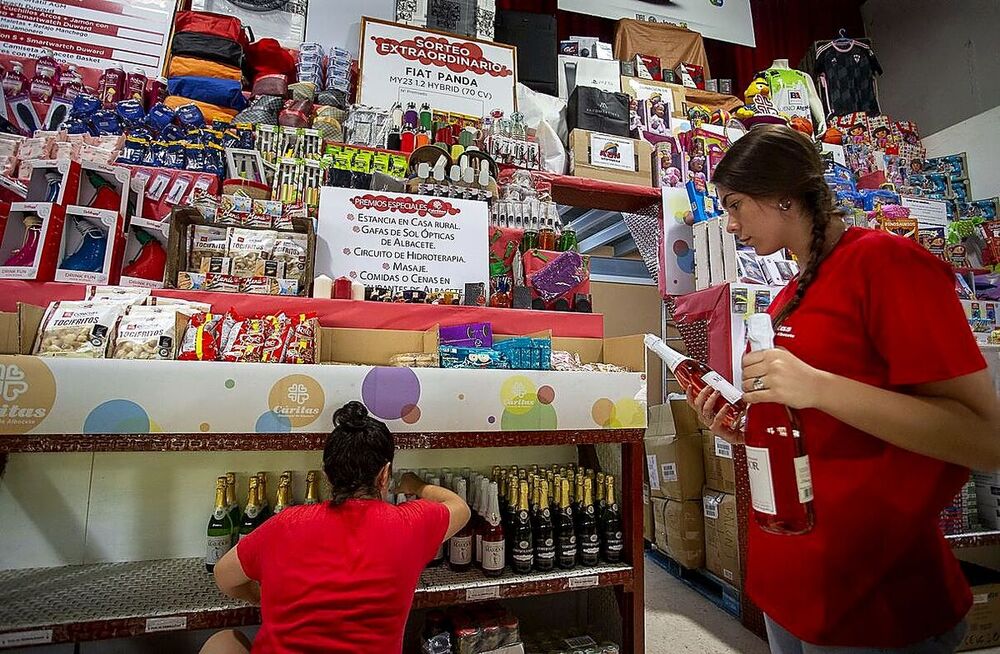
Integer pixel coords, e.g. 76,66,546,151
814,32,883,118
760,60,826,135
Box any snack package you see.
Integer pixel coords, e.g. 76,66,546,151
205,273,241,292
86,286,151,305
222,316,267,362
177,271,207,291
228,228,277,277
189,225,228,271
261,313,293,363
146,297,212,315
177,311,224,360
282,313,319,364
112,308,178,359
34,301,128,358
272,232,309,282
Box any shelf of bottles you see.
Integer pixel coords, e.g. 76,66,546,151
0,429,646,454
947,530,1000,550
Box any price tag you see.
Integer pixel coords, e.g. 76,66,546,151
568,575,599,589
466,586,500,601
0,630,53,647
145,616,187,633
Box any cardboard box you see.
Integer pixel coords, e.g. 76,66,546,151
958,562,1000,651
703,430,737,494
704,489,741,588
54,206,126,285
643,480,654,542
620,76,687,118
645,404,704,501
663,499,705,569
652,496,669,552
569,129,654,187
0,202,67,281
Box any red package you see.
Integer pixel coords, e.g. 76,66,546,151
178,312,224,361
282,313,319,364
261,313,293,363
222,317,267,363
489,227,522,275
219,309,243,353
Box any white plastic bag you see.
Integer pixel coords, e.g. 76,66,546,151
516,83,568,174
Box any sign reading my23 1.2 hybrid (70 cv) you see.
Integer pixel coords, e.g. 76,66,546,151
315,187,489,293
358,17,517,118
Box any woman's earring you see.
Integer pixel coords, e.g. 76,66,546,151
778,199,792,211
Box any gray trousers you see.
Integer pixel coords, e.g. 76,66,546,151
765,616,967,654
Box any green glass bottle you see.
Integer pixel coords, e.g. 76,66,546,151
239,476,267,541
225,472,241,541
206,476,235,572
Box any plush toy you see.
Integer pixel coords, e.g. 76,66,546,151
744,74,770,104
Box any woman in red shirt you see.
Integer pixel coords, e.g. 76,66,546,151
690,125,1000,653
201,401,471,653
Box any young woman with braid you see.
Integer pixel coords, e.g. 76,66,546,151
688,125,1000,654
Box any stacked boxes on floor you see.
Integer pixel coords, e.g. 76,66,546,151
645,399,705,569
973,472,1000,530
645,398,742,589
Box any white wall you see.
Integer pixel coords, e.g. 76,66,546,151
922,105,1000,200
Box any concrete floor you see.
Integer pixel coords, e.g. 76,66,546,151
645,560,769,654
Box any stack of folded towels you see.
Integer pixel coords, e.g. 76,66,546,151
165,11,249,123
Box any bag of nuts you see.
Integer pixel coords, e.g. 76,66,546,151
272,232,309,283
188,225,228,272
112,308,178,360
227,227,276,277
34,301,129,358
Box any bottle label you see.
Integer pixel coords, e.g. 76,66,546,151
604,532,623,551
537,538,556,560
206,535,232,564
482,539,505,571
744,446,777,515
701,371,743,405
450,535,472,565
245,506,260,519
513,540,534,562
582,534,600,555
794,455,814,503
213,508,227,520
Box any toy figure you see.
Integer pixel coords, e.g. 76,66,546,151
744,74,770,104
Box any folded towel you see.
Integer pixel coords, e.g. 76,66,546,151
168,76,248,110
168,56,242,82
163,95,238,123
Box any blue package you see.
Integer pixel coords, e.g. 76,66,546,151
859,189,900,211
175,103,205,129
146,102,176,133
62,117,91,135
70,94,101,118
686,180,710,223
835,190,864,210
164,141,186,169
204,143,225,177
116,99,146,128
439,346,510,369
952,179,970,202
493,337,552,370
823,161,856,188
142,140,167,167
957,199,999,221
116,136,148,165
90,109,121,135
161,124,186,142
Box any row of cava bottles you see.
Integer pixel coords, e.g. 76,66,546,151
396,463,623,577
206,470,322,571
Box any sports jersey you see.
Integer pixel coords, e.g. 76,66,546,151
816,42,883,117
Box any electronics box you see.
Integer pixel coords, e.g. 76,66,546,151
0,202,66,281
569,129,654,187
54,206,126,285
558,55,622,101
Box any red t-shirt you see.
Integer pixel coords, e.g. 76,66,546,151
749,228,986,647
237,498,449,653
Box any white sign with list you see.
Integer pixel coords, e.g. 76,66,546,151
315,187,489,292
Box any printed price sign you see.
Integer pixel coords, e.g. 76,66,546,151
316,187,489,293
466,585,500,601
359,18,517,117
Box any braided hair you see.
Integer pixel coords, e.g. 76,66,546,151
712,125,839,326
323,401,394,506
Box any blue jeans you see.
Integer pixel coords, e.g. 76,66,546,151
765,616,967,654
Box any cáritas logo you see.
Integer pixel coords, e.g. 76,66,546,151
372,35,513,78
0,359,56,434
350,194,461,219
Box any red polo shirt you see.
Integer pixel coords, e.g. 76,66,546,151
750,227,986,646
237,498,449,653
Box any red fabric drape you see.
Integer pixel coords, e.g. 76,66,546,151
495,0,865,94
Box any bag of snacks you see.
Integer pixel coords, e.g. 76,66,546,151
146,297,212,315
282,313,319,364
177,311,224,361
221,316,267,362
34,301,128,358
261,313,294,363
86,286,151,305
228,227,276,277
272,232,309,281
189,225,228,271
112,308,178,359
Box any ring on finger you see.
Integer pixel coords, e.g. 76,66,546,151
752,376,766,392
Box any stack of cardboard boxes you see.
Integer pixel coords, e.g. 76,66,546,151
645,398,742,589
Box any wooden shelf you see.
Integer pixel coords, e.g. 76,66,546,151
0,558,633,646
0,429,645,453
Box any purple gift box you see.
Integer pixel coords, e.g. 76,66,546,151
439,322,493,348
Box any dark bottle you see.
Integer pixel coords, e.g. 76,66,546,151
481,482,506,578
239,476,267,541
206,476,235,572
577,477,600,567
449,477,474,572
225,472,241,541
595,471,607,529
556,478,577,569
511,480,535,573
503,475,519,561
602,475,624,563
256,472,273,522
533,479,556,572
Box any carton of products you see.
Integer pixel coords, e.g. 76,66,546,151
702,429,737,494
704,489,741,588
645,402,704,501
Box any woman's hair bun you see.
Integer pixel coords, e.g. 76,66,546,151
333,401,369,430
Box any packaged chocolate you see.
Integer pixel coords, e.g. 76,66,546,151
282,313,319,364
86,286,151,305
439,346,510,369
439,322,493,348
228,227,276,277
34,301,128,358
204,273,240,292
177,311,224,360
221,317,267,362
261,313,293,363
